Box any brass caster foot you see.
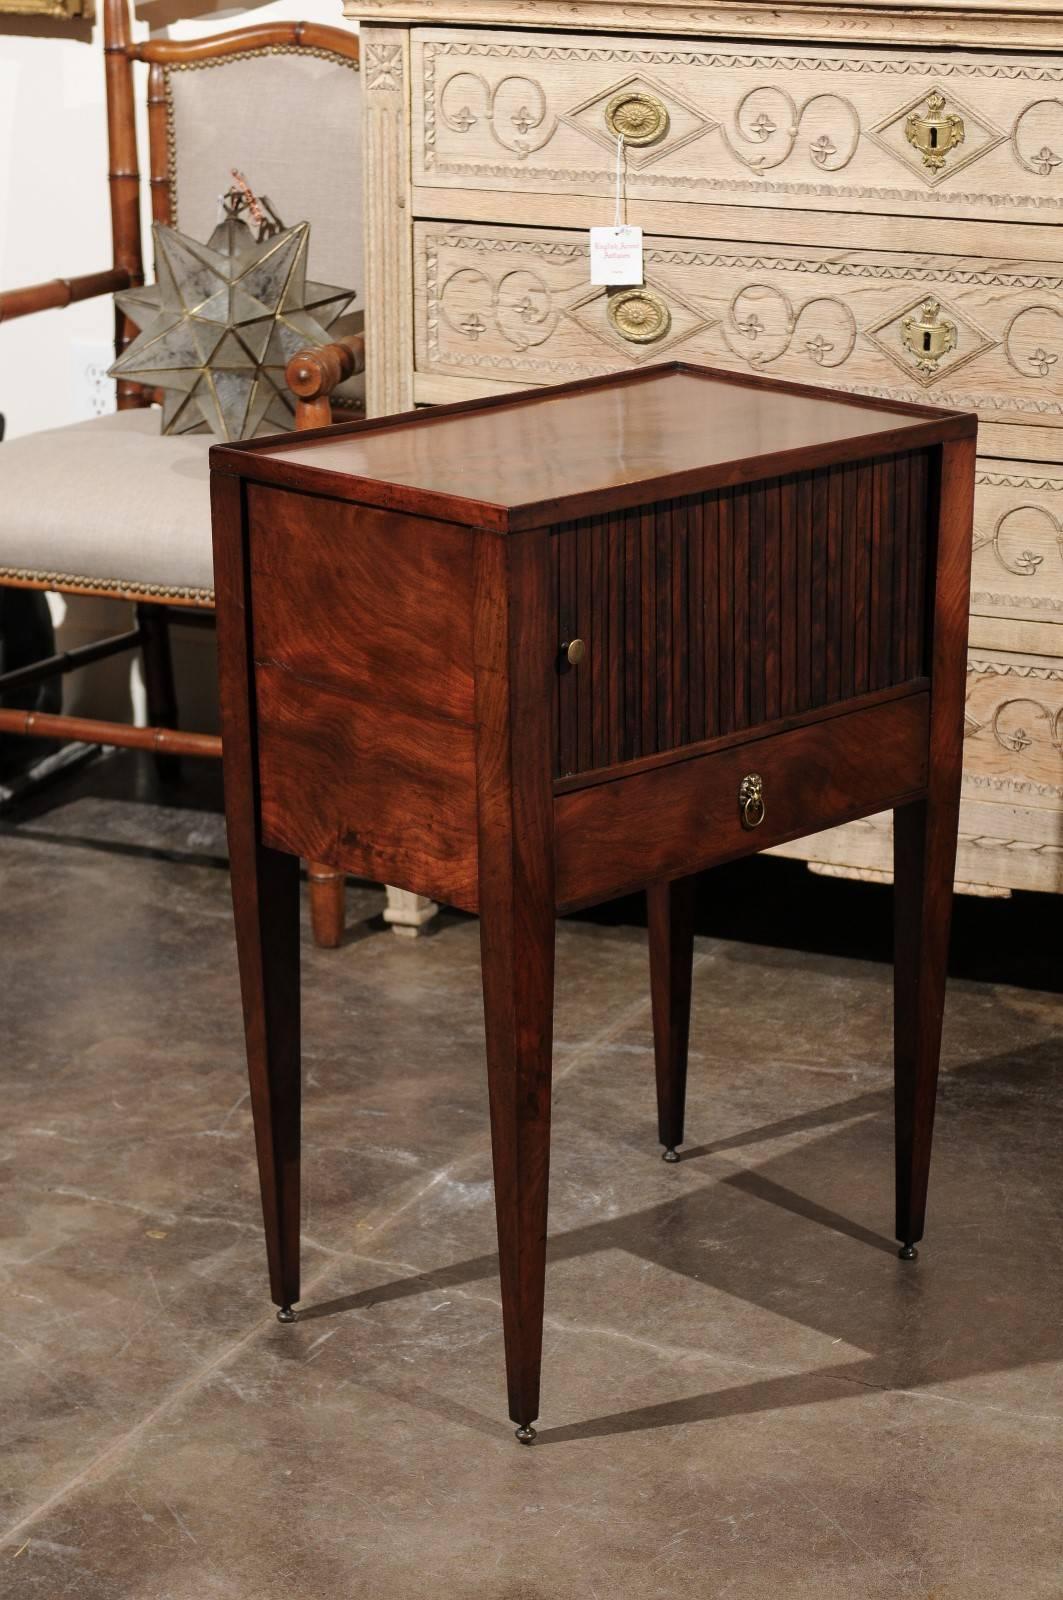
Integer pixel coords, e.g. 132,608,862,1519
662,1148,680,1164
277,1305,297,1323
898,1243,919,1262
515,1425,537,1446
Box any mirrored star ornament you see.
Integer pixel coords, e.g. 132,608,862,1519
110,185,355,440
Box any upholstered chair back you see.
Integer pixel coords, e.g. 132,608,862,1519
159,46,362,303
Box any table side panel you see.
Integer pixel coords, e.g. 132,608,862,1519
554,690,929,907
245,484,481,908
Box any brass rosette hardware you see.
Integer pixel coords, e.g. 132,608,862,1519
739,773,765,830
607,288,672,344
604,90,669,147
901,298,957,375
905,89,965,173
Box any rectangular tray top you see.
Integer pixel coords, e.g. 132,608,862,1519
211,362,975,532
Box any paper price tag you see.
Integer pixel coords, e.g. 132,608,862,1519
589,225,644,287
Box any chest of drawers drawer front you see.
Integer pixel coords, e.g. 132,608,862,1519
963,647,1063,813
552,452,931,779
553,690,929,908
412,30,1063,227
414,223,1063,432
972,460,1063,628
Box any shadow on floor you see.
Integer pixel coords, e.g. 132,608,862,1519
299,1035,1061,1443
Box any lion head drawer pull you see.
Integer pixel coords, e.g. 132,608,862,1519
607,287,672,344
739,773,766,830
901,299,957,375
904,89,965,173
604,90,669,147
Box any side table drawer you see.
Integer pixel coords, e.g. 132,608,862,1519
415,222,1063,435
412,29,1063,228
554,691,929,908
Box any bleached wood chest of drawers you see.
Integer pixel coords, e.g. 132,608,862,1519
350,0,1063,897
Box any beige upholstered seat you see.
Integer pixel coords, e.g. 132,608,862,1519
0,411,214,605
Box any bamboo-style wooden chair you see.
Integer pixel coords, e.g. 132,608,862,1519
0,0,367,946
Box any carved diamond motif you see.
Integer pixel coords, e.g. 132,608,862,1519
561,74,717,171
865,293,998,387
563,274,717,363
867,86,1006,187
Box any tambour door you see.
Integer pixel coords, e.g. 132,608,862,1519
551,451,933,781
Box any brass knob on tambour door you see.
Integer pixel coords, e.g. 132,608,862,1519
561,638,586,667
604,90,669,147
739,773,765,830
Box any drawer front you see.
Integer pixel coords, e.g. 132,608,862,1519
553,452,931,779
964,647,1063,813
412,30,1063,227
554,691,929,908
972,460,1063,628
414,222,1063,432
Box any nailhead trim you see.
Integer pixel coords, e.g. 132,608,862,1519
0,566,214,606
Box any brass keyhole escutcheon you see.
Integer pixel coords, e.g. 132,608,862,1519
604,90,669,147
562,638,586,667
901,298,957,376
739,773,765,830
904,89,965,173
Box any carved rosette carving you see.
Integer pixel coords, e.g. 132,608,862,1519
365,40,403,93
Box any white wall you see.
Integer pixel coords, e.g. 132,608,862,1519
0,0,357,730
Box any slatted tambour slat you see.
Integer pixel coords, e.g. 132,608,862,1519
554,450,931,778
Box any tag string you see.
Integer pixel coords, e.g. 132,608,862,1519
614,133,625,230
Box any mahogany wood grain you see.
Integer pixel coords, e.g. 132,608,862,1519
647,876,696,1158
211,362,974,533
893,436,976,1251
473,528,556,1432
211,470,302,1314
211,361,977,1431
554,693,929,912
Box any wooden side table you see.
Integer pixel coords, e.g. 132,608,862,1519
210,361,976,1442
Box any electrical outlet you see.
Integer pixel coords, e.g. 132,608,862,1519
71,341,117,420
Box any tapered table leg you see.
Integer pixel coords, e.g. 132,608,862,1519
230,844,301,1315
893,796,957,1259
212,470,302,1320
647,876,696,1162
480,895,555,1441
472,527,555,1441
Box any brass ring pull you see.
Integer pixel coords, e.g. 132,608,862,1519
604,90,669,147
739,773,765,830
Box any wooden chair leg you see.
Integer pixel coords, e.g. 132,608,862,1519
308,861,345,948
893,795,958,1260
480,892,555,1441
136,603,179,781
647,875,696,1163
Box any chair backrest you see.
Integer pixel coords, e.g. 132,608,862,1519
139,33,362,296
102,0,362,404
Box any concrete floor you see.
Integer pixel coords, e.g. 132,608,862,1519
1,763,1061,1598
